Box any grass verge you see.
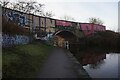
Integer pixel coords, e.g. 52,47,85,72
3,42,53,78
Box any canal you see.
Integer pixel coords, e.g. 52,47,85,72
69,45,120,78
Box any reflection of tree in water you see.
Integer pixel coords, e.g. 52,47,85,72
89,59,105,69
70,47,107,69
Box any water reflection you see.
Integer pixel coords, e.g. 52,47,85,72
77,52,106,67
69,45,119,78
89,59,105,69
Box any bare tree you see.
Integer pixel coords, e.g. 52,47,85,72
0,0,54,18
0,0,11,8
10,0,44,14
12,1,27,12
60,15,75,21
89,17,104,25
33,3,44,15
42,11,55,18
13,0,54,18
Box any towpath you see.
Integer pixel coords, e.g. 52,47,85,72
36,48,90,78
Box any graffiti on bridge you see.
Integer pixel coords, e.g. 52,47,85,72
55,26,74,31
3,10,26,26
2,34,29,47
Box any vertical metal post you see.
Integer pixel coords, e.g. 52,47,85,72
118,2,120,74
65,41,69,50
67,41,69,50
39,16,41,37
0,6,2,79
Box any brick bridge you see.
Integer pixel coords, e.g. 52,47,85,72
2,7,106,47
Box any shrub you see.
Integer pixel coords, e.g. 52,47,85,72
79,30,120,49
2,17,29,35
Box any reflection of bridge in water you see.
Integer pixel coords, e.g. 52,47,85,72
78,53,106,66
69,47,106,67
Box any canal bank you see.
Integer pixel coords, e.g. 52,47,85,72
65,49,91,78
37,48,91,78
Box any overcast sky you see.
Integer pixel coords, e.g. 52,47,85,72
35,0,118,32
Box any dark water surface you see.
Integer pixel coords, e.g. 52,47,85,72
69,46,120,78
83,53,119,78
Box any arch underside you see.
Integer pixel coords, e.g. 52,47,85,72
53,30,77,47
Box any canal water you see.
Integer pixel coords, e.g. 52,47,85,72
69,46,120,78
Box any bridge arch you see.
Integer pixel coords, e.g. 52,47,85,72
53,30,77,48
53,30,75,36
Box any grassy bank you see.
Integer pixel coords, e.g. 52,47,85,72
3,42,53,78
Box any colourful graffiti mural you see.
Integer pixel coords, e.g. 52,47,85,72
56,20,72,27
3,8,26,26
2,7,106,38
2,34,29,47
80,23,106,36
